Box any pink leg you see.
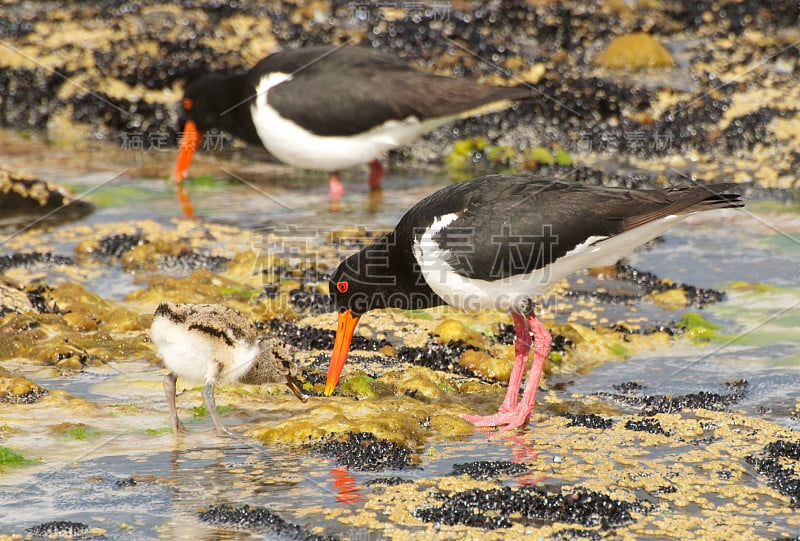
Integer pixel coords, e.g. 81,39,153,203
498,315,551,431
461,311,533,427
367,160,384,191
328,172,345,199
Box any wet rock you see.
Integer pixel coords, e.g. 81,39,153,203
668,0,800,35
564,413,614,430
288,287,333,314
624,418,669,436
456,349,511,382
159,249,229,273
198,504,335,541
614,263,727,308
265,320,389,352
365,476,413,487
594,33,673,70
612,381,646,392
598,380,748,415
746,440,800,508
0,366,48,403
25,283,61,314
415,485,648,530
25,520,89,537
113,477,137,489
552,528,603,541
450,460,530,481
0,252,74,274
94,233,144,258
0,168,92,226
0,278,35,316
313,432,415,472
433,319,486,348
396,341,480,379
720,107,796,152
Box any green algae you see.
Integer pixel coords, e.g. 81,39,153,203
184,175,238,189
340,375,379,398
526,146,556,165
680,312,722,341
61,425,102,441
192,404,239,417
608,343,631,356
145,427,172,436
0,446,35,469
402,309,434,320
446,138,575,180
218,285,259,301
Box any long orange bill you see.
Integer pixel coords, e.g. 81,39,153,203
173,120,201,183
324,309,361,396
173,120,202,217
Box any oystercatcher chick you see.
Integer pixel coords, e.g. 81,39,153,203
324,174,743,430
151,302,306,437
173,45,530,206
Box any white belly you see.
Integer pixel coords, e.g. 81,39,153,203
251,74,453,171
151,318,258,384
413,214,686,312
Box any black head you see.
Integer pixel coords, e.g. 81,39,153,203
328,237,445,317
180,75,238,133
329,249,393,318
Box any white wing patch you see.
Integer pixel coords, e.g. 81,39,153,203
412,214,685,312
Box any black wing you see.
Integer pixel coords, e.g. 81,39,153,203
401,174,741,281
254,46,530,136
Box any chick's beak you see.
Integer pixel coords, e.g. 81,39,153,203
324,309,360,396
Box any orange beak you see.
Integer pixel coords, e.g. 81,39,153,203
173,120,202,184
172,120,202,217
324,309,361,396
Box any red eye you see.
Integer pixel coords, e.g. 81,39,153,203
182,97,193,111
336,281,349,293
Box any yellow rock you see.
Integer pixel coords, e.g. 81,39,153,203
649,288,690,310
52,282,103,310
433,319,486,348
0,366,46,402
62,311,97,332
428,413,473,438
99,307,147,332
457,349,512,383
278,279,302,293
222,250,283,285
383,366,455,402
327,227,368,242
594,32,673,70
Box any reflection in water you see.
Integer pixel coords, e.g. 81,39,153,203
331,467,366,504
175,182,196,218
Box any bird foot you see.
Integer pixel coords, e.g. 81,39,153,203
460,407,532,430
215,426,243,439
328,175,345,200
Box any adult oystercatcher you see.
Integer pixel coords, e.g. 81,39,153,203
323,174,743,430
151,302,306,436
172,45,530,207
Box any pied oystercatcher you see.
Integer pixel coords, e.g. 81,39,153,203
324,174,743,430
151,302,306,436
173,45,531,205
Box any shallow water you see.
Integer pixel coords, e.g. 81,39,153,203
1,138,800,539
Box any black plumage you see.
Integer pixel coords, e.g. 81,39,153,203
325,174,743,430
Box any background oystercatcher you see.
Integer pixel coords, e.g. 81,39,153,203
172,45,531,210
151,302,306,436
324,174,743,430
